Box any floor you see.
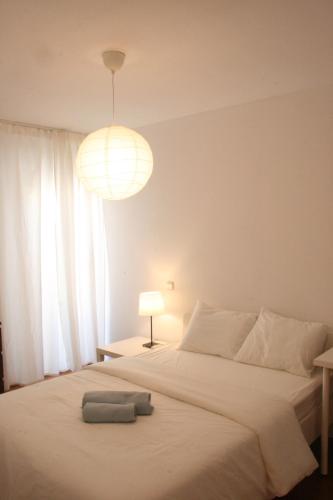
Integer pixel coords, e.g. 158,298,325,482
9,370,72,391
281,438,333,500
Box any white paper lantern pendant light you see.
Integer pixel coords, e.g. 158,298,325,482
76,50,153,200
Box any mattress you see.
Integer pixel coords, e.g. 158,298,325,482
138,346,324,436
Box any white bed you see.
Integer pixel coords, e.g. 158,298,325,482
0,346,325,500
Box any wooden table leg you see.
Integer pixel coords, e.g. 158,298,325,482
321,367,330,475
96,351,104,363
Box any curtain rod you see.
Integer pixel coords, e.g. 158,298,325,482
0,118,83,135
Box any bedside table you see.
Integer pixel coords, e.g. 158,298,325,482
314,347,333,475
96,336,167,362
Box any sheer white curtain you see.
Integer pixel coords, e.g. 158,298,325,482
0,122,111,389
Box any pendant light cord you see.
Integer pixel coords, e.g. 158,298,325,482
112,70,115,123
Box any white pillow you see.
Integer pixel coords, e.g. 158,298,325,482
234,308,327,377
178,301,257,359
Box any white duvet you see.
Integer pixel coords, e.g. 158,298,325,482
0,348,318,500
89,354,317,497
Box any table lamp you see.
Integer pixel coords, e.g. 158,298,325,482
139,291,165,348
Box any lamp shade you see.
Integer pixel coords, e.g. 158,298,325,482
76,125,153,200
139,291,165,316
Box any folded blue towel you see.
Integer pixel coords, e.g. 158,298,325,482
82,391,154,415
82,402,136,423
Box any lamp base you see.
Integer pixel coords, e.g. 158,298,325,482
142,341,161,349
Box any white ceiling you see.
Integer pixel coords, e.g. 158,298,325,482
0,0,333,133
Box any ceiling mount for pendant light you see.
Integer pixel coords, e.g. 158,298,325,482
102,49,125,72
76,50,153,201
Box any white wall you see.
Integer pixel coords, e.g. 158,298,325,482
103,85,333,343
